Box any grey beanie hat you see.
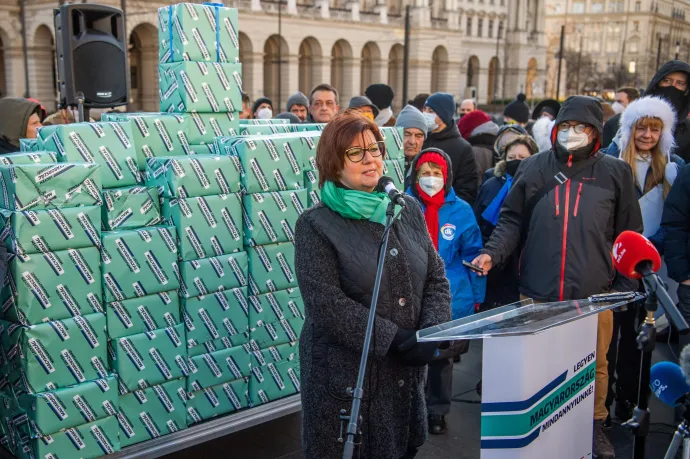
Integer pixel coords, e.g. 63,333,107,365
348,95,379,117
286,92,309,112
395,105,428,139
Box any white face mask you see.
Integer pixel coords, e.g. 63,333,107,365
557,128,590,151
418,176,444,197
611,102,625,114
423,113,439,132
257,107,273,120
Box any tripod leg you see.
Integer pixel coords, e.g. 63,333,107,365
684,437,690,459
663,429,685,459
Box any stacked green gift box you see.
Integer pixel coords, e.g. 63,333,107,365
0,159,122,458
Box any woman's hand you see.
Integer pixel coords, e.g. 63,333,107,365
471,254,493,276
397,334,440,367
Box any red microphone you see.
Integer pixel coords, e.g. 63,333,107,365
612,231,689,333
612,231,662,279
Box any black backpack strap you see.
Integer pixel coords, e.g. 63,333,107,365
523,153,604,232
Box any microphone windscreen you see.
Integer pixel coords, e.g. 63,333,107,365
612,230,661,279
680,345,690,386
650,361,690,406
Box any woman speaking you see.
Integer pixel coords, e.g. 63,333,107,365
294,110,451,459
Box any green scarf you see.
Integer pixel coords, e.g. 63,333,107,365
321,181,396,225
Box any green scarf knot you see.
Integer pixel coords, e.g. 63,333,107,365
321,180,399,225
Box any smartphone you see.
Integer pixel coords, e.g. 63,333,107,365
462,260,485,274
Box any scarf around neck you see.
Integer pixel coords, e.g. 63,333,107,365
375,107,393,126
321,180,394,225
416,184,445,249
482,175,514,225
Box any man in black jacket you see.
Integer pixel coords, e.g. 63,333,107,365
473,96,643,459
422,93,478,205
602,60,690,162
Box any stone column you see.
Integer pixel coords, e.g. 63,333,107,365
4,45,25,99
140,45,159,112
251,0,262,12
249,51,264,102
315,0,330,19
374,2,388,24
286,0,298,15
285,53,299,110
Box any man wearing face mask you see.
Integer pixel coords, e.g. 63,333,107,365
472,95,643,459
422,92,478,206
406,148,485,436
603,61,690,155
251,97,273,120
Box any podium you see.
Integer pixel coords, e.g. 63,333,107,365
418,294,643,459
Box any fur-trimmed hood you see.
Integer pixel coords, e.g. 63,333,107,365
616,96,677,159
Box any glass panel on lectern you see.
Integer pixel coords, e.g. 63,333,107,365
417,294,643,342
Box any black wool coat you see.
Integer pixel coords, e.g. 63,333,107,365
294,195,451,459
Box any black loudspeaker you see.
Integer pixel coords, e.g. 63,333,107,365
54,4,128,108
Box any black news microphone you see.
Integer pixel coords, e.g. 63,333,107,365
377,176,406,207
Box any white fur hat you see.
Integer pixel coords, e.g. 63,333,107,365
617,96,677,159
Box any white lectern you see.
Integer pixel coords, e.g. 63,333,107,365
418,294,642,459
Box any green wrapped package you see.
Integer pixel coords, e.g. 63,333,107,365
238,125,293,136
187,344,251,391
249,317,303,349
179,251,248,299
292,123,326,132
188,331,249,358
101,112,191,168
190,143,217,155
2,247,103,325
101,226,180,302
0,151,58,165
186,377,248,424
107,291,180,340
248,287,304,329
242,189,306,246
382,159,405,190
163,194,243,261
17,415,119,459
184,112,240,145
246,340,298,368
158,3,239,64
117,377,187,448
239,119,289,125
379,126,405,160
146,155,241,198
110,323,187,392
248,355,300,406
0,313,109,393
215,135,307,194
183,287,248,348
37,122,140,188
0,205,101,255
15,376,118,438
0,162,102,211
159,61,243,113
19,139,40,152
304,170,321,207
247,242,296,295
102,186,162,231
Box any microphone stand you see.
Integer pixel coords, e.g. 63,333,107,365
341,200,400,459
625,274,690,459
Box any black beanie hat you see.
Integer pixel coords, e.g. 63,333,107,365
252,97,273,116
365,84,395,110
503,93,530,124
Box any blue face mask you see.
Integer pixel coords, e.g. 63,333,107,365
423,113,439,131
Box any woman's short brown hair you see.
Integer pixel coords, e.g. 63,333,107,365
316,110,385,187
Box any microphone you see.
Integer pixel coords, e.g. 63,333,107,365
377,176,406,207
681,345,690,386
650,360,690,406
612,231,690,333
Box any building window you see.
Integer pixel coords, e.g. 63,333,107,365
635,1,641,11
478,18,483,37
609,1,623,12
591,2,603,13
633,21,639,31
630,41,638,53
488,19,494,38
467,17,472,36
572,1,584,13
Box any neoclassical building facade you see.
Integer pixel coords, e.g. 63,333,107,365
0,0,547,113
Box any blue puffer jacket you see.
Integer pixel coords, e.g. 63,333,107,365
405,149,486,319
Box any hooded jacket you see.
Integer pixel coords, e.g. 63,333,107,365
0,98,40,154
482,96,643,301
603,60,690,161
422,123,478,205
406,149,486,318
466,122,499,184
663,164,690,282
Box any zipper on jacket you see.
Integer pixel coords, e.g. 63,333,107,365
559,180,572,301
573,182,583,217
555,185,560,216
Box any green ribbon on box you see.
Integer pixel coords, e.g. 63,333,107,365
102,186,162,231
186,377,248,424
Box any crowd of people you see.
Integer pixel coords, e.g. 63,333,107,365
3,62,690,459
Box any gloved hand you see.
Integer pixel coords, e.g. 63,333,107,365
396,333,440,367
388,327,415,355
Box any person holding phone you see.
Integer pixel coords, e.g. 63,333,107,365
405,148,486,435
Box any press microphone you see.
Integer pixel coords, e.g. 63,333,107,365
613,231,690,333
650,360,690,406
377,176,406,207
681,345,690,386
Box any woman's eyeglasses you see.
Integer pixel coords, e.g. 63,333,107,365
345,141,385,163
